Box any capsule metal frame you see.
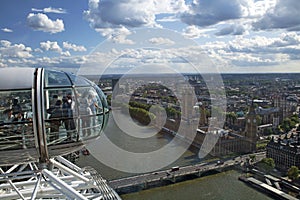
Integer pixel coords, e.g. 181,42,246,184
0,68,109,166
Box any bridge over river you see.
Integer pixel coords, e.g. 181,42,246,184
109,152,266,193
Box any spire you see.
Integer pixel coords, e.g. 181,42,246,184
248,99,256,115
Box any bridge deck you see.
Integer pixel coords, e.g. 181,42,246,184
109,152,266,190
110,159,234,189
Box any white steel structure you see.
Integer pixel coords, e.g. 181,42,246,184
0,156,121,199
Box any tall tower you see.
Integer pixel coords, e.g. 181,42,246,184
180,87,198,141
182,88,195,121
244,101,258,152
111,78,120,92
199,102,207,127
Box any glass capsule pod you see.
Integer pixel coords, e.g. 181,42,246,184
0,68,109,166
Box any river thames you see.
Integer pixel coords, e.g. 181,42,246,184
77,112,272,200
122,171,273,200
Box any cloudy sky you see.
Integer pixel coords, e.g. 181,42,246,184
1,0,300,74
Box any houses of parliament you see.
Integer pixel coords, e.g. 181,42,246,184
161,89,258,157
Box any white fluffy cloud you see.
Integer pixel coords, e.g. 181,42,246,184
107,27,135,44
198,32,300,68
1,28,13,33
0,40,87,69
27,13,64,34
61,51,71,57
179,0,277,37
84,0,187,38
148,37,175,46
32,7,67,14
0,40,11,48
0,40,33,59
182,25,213,39
253,0,300,31
243,0,277,18
272,32,300,47
63,42,87,52
215,24,246,36
181,0,244,27
40,41,62,52
82,0,288,40
84,0,155,31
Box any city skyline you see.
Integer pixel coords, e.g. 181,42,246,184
1,0,300,74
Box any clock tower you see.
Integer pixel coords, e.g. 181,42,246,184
244,101,258,152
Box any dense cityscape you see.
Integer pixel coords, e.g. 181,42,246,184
86,73,300,199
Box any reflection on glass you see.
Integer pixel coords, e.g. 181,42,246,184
0,90,34,150
45,88,77,145
69,73,90,86
44,69,72,87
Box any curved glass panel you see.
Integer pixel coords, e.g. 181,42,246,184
68,73,90,86
0,90,35,150
44,69,72,88
87,88,103,136
44,88,78,145
75,87,101,139
93,84,110,129
43,75,109,147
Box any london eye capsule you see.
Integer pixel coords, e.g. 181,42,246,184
0,68,109,166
